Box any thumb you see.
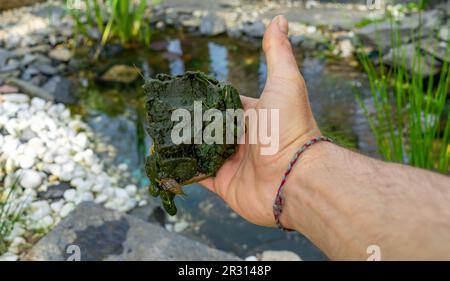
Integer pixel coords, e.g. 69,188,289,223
262,15,302,85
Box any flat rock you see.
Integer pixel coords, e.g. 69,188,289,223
35,63,58,75
38,182,72,200
1,93,29,103
42,75,77,104
21,54,37,66
13,45,51,56
420,37,449,63
100,65,140,84
242,20,265,38
0,60,20,73
21,67,40,80
355,21,415,53
200,13,226,36
7,78,54,101
355,10,446,53
0,48,12,66
181,17,201,29
48,48,72,62
417,9,446,32
23,202,241,261
0,84,19,94
382,44,442,77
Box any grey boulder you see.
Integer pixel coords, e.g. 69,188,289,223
23,202,241,261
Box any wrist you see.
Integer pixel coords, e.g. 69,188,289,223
281,142,339,234
280,141,336,232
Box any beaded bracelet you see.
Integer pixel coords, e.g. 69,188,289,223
273,136,333,231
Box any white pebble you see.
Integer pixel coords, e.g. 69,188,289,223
31,97,47,110
5,223,25,241
91,164,102,174
2,94,29,103
74,132,88,149
2,101,20,113
38,216,54,229
115,188,128,199
9,237,27,254
60,202,75,218
46,163,62,177
244,256,259,261
17,154,36,169
0,252,18,261
70,177,84,188
58,171,73,182
92,184,104,192
118,163,128,171
77,180,93,192
79,192,94,202
50,200,64,213
19,170,42,189
306,26,317,33
94,194,108,204
29,201,51,221
54,155,69,164
165,224,174,232
173,221,189,233
63,189,76,202
125,184,137,196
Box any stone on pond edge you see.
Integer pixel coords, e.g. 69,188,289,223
23,202,241,261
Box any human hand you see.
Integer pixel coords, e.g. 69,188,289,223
200,15,321,228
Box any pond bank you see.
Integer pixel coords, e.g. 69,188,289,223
23,202,302,261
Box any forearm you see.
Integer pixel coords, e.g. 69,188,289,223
281,142,450,260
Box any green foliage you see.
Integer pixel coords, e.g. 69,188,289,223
357,20,450,173
355,17,385,29
0,179,23,255
67,0,160,47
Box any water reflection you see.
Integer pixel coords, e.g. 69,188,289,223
227,45,261,97
208,42,228,81
167,39,185,75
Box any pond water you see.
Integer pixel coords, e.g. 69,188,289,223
71,29,376,260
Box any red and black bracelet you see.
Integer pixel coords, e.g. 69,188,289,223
273,135,333,231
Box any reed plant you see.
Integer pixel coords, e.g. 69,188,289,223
0,179,23,255
68,0,158,47
357,16,450,173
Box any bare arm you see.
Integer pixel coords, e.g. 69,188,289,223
282,142,450,260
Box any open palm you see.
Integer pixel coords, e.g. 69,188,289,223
200,16,320,227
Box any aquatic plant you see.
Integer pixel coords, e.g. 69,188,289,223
357,17,449,173
67,0,160,48
0,178,23,255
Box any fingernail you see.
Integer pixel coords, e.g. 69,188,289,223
276,15,288,35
